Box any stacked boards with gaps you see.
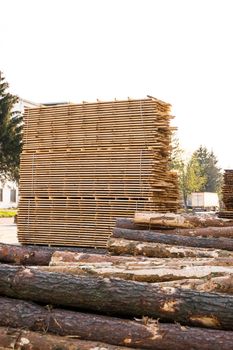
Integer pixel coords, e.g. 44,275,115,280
18,97,180,247
219,170,233,219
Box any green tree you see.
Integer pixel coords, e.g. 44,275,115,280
0,71,22,182
193,146,222,193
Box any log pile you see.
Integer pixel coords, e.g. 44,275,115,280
0,235,233,349
17,97,179,247
219,169,233,219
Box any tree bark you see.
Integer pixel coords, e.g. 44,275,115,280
112,227,233,251
0,243,106,266
116,218,233,238
0,297,232,350
134,211,233,228
38,263,233,283
0,265,233,330
0,326,129,350
107,237,233,258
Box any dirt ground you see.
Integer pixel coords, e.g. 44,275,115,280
0,217,18,244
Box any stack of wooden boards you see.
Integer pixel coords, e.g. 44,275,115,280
0,227,233,349
219,169,233,219
18,97,179,247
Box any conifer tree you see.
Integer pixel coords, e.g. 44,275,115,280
0,71,22,182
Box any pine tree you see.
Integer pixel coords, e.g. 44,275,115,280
0,71,22,182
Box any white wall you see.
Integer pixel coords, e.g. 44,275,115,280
0,180,19,209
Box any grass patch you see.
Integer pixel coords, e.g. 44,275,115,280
0,209,17,218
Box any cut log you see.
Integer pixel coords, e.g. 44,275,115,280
0,243,106,266
134,211,233,228
0,265,233,330
50,251,233,267
107,237,233,258
38,263,233,283
0,297,233,350
158,275,233,294
0,327,129,350
112,227,233,251
116,218,233,238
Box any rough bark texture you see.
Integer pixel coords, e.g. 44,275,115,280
107,237,233,258
116,218,233,238
0,243,106,266
0,326,130,350
134,212,233,228
0,265,233,330
112,227,233,251
38,263,233,283
0,297,233,350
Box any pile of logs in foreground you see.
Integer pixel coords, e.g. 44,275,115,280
1,212,233,349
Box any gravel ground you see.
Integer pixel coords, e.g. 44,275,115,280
0,217,18,244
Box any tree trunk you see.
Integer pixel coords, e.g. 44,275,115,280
107,237,233,258
112,227,233,251
0,297,232,350
116,218,233,238
38,263,233,283
157,275,233,294
0,265,233,330
0,327,129,350
0,243,106,266
134,211,233,228
50,251,233,267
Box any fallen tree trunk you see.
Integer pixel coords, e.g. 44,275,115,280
38,263,233,283
0,265,233,330
134,211,233,228
107,237,233,258
116,218,233,238
0,243,106,266
0,327,129,350
112,227,233,251
0,296,232,350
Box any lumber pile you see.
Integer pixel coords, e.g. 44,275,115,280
219,169,233,219
17,97,179,247
0,241,233,349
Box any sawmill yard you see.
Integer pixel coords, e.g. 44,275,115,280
0,97,233,349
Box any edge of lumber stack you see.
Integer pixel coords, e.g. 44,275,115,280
18,97,179,247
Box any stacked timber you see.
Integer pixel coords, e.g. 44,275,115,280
219,169,233,218
18,97,179,247
0,243,233,349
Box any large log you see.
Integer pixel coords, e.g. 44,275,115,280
112,227,233,251
134,211,233,228
39,263,233,283
50,251,233,267
107,237,233,258
0,265,233,330
0,297,232,350
0,327,129,350
0,243,106,266
116,218,233,238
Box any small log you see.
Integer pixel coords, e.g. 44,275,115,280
107,237,233,258
134,212,233,228
0,296,233,350
0,327,129,350
0,265,233,329
113,227,233,251
39,263,233,283
116,218,233,238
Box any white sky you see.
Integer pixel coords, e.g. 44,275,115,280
1,0,233,169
